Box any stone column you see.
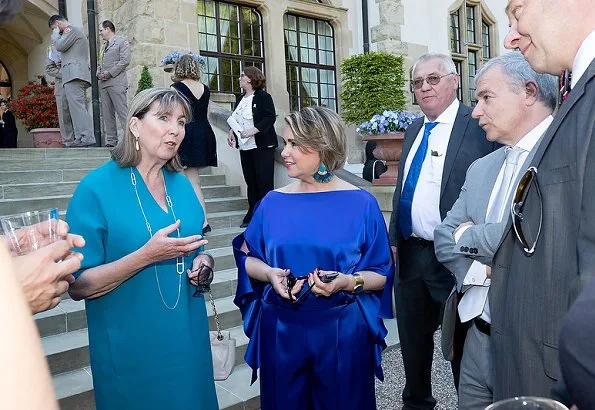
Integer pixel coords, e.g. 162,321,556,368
371,0,408,56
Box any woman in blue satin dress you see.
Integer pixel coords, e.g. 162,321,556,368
233,106,395,410
66,88,218,409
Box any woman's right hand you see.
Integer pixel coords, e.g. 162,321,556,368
227,130,235,148
141,220,207,264
266,268,305,300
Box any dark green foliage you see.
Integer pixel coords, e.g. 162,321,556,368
136,65,153,95
340,52,407,125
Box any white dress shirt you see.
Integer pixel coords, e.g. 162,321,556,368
457,115,554,323
231,94,257,151
402,99,459,241
571,30,595,89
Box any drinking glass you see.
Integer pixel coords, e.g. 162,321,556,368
486,397,569,410
0,208,60,255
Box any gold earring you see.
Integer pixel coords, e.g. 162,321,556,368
135,135,140,151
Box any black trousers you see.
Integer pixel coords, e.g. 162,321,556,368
395,238,457,410
240,147,275,220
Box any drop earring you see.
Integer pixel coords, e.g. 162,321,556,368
135,135,140,151
313,163,333,183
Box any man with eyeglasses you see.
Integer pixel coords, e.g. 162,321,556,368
434,51,557,409
479,0,595,404
388,53,497,410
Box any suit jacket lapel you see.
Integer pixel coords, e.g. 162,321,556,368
441,104,470,197
476,148,507,222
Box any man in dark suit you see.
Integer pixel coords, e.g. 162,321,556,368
388,53,496,409
487,0,595,401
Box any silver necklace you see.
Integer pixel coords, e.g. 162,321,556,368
130,167,184,310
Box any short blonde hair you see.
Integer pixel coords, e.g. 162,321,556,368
111,88,192,172
171,54,202,82
284,106,346,172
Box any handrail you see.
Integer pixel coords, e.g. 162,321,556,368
210,106,372,187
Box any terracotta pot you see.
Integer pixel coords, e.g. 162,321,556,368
361,132,405,185
30,128,64,148
163,64,175,73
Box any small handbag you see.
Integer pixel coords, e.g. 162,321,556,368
207,289,236,381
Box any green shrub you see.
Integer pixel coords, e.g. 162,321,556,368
136,65,153,95
340,52,407,125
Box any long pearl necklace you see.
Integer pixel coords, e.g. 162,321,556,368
130,167,184,310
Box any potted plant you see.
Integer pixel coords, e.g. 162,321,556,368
341,52,415,185
161,51,205,72
356,110,419,185
9,75,62,148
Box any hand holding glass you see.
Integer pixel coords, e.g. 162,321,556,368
0,208,61,255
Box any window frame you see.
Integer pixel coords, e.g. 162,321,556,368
283,13,338,112
197,0,266,94
449,0,497,106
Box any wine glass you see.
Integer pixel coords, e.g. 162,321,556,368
486,397,569,410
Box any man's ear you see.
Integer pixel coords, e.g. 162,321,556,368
525,81,539,106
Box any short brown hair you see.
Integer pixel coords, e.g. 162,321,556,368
171,54,202,82
284,106,346,172
244,66,266,91
111,88,192,172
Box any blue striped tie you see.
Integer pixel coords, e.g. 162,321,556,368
399,122,438,239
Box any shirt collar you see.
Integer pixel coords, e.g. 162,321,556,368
514,115,554,152
424,99,460,125
571,30,595,89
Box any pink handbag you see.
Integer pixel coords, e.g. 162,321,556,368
207,291,236,381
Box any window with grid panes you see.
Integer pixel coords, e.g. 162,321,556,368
449,1,495,105
284,14,337,112
197,0,265,94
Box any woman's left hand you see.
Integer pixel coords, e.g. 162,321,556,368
187,253,214,287
308,269,351,297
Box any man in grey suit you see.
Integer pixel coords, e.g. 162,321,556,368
484,0,595,401
97,20,131,147
388,53,496,410
48,14,95,147
434,52,557,409
45,46,75,146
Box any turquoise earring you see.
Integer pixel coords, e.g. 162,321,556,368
313,163,333,183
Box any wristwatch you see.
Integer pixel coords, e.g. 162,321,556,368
352,273,364,294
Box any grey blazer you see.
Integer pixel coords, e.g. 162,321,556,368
54,25,91,85
98,36,131,89
388,103,496,279
490,59,595,401
45,58,62,96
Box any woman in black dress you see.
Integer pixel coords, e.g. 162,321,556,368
1,101,18,148
171,55,217,233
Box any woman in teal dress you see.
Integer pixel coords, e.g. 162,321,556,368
66,88,219,409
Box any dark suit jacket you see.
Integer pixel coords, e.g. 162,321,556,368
233,89,277,149
388,103,496,277
490,59,595,400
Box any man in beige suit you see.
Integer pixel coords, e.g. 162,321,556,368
45,45,74,146
48,14,95,147
97,20,131,147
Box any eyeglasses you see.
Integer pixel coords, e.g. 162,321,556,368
286,273,309,304
412,73,455,90
511,166,542,256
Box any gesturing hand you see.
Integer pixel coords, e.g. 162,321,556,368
142,220,207,264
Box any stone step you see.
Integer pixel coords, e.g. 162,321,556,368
0,195,71,215
206,295,243,331
206,197,249,213
0,169,226,186
0,147,111,160
0,181,239,200
42,328,89,375
208,210,247,230
34,299,87,338
0,158,109,172
54,368,94,409
204,227,244,250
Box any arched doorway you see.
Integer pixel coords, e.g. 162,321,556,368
0,61,11,101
